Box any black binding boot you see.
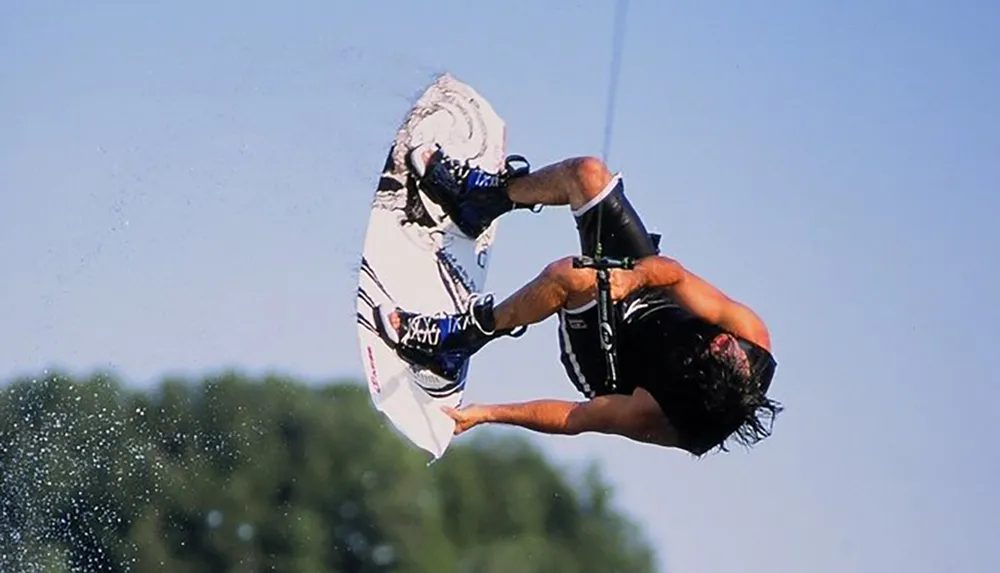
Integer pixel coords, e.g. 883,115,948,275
374,293,525,381
408,144,537,238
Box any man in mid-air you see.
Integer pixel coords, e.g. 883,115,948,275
374,144,782,456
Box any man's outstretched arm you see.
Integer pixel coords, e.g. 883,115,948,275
445,389,678,447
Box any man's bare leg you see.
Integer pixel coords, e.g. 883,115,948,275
411,140,613,210
492,257,591,330
506,156,615,212
385,156,614,345
488,156,617,329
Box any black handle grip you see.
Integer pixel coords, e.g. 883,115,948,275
572,255,635,270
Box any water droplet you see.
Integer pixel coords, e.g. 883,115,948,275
237,523,254,541
372,544,396,566
206,510,223,528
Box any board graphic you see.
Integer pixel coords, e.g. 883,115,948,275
356,73,507,459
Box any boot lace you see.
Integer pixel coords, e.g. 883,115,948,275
435,149,503,190
399,293,493,349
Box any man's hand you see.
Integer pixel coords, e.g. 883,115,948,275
573,256,677,303
609,268,647,301
442,404,490,435
568,266,646,304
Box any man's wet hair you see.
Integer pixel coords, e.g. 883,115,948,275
630,314,783,456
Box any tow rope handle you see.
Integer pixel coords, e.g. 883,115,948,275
572,255,634,390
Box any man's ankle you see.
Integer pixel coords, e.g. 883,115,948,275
469,294,498,335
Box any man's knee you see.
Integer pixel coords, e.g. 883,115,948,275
543,256,593,297
565,156,614,204
542,257,575,286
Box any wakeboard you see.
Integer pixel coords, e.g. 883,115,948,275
356,73,507,460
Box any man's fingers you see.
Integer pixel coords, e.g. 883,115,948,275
441,406,468,436
441,404,486,436
610,270,625,300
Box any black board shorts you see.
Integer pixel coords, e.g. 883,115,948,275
572,174,660,260
557,173,661,398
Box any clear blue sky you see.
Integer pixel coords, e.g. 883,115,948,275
2,0,998,571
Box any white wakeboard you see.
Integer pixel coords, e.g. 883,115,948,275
356,73,507,460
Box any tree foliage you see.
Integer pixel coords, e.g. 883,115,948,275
0,371,657,573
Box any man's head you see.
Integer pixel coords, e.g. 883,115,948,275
628,314,782,456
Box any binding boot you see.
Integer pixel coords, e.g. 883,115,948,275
374,293,524,382
408,143,537,238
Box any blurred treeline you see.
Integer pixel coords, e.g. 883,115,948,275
0,371,657,573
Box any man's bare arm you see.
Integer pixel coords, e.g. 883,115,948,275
472,391,678,446
634,256,771,350
546,253,770,349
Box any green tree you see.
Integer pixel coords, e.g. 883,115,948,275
0,371,658,572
